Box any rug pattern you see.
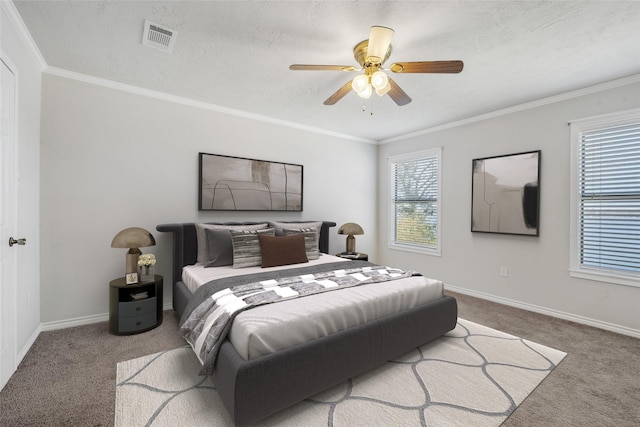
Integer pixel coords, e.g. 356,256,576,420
115,319,566,426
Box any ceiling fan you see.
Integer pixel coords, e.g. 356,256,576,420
290,26,464,106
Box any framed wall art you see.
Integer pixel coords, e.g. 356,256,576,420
471,150,540,236
198,153,303,211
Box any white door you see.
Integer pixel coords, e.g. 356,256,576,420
0,57,18,390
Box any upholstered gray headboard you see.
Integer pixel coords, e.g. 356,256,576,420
156,221,336,287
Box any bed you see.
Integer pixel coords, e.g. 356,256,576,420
156,220,457,426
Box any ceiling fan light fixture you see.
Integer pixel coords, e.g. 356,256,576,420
351,74,370,93
371,70,389,90
375,81,391,97
357,84,373,99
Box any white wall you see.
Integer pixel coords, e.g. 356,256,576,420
377,80,640,336
1,2,42,354
40,74,377,324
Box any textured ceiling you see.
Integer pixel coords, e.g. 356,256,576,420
13,1,640,142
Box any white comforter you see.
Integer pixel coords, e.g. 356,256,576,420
182,255,444,360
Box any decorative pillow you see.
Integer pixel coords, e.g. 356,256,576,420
282,228,320,260
204,228,233,267
230,228,275,268
269,221,323,236
258,234,308,268
195,223,268,264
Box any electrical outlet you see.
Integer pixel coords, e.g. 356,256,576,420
499,266,508,277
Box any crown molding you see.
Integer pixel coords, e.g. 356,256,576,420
44,66,377,145
380,74,640,144
1,0,46,69
5,0,372,144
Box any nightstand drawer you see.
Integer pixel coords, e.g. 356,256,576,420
118,312,157,333
119,297,156,317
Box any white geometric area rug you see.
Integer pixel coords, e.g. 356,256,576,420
115,319,566,427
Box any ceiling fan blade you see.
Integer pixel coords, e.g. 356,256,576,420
367,26,394,63
389,60,464,74
387,78,411,106
290,64,357,72
323,80,354,105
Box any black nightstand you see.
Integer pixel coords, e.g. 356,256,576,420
109,275,163,335
336,252,368,261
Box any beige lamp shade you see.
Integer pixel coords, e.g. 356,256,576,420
111,227,156,275
338,222,364,254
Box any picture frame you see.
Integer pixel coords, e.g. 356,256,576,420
125,272,138,285
471,150,540,236
199,152,303,211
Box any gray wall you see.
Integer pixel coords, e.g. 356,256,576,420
377,80,640,335
40,74,377,324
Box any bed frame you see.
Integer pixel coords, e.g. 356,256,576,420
157,221,458,426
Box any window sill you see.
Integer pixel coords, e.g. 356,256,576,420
570,268,640,288
388,243,441,257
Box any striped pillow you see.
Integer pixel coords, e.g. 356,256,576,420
282,227,319,260
195,223,269,264
230,228,275,268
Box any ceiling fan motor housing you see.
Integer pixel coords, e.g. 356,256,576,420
353,39,392,67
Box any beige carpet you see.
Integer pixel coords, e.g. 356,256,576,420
115,318,565,426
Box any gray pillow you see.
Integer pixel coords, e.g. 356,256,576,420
231,228,276,268
195,223,269,264
282,228,320,260
204,228,233,267
269,221,323,237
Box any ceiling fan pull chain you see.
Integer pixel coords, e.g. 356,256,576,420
362,98,375,115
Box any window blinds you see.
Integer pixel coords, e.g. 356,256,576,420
578,122,640,275
392,155,439,248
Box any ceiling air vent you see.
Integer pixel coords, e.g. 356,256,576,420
142,20,177,53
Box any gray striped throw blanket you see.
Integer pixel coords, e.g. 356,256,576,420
180,263,419,374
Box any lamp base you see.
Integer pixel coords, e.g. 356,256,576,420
126,248,142,275
345,235,356,254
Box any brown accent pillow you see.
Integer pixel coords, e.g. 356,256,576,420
258,233,309,268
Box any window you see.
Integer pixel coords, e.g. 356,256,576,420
388,148,441,255
569,109,640,287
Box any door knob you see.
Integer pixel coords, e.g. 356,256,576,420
9,237,26,247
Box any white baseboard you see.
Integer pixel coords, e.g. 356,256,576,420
16,323,42,366
41,303,174,331
445,284,640,339
41,313,109,331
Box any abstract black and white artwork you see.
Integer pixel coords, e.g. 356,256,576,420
199,153,303,211
471,150,540,236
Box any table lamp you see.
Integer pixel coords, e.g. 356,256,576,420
338,222,364,254
111,227,156,275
